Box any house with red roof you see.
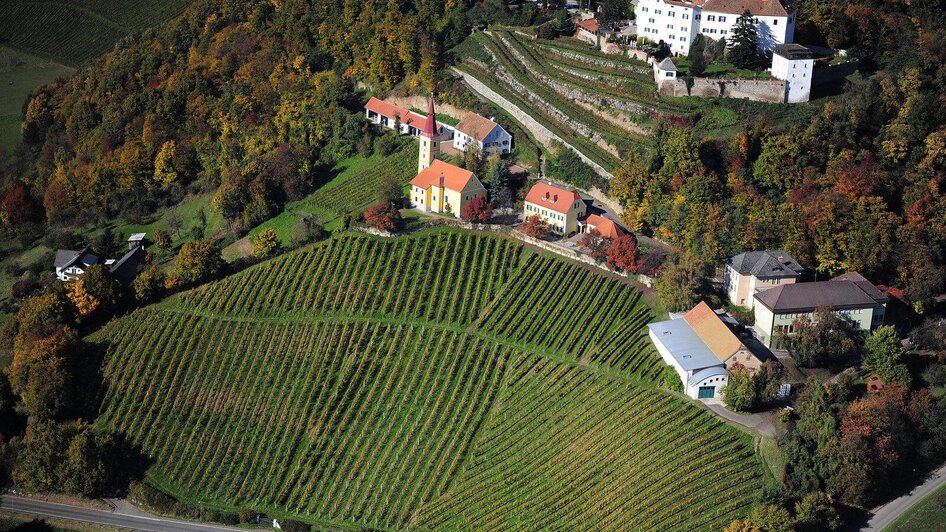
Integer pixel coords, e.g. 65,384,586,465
409,160,487,218
364,97,451,139
575,18,600,44
580,214,626,240
523,182,587,235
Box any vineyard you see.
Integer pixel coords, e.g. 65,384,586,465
0,0,192,65
96,229,765,529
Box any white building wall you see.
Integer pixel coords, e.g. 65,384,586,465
649,329,729,399
770,53,813,103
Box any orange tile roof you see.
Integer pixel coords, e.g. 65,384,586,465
577,18,600,33
455,113,500,142
410,160,477,192
585,214,625,239
701,0,789,17
683,301,749,363
524,182,582,215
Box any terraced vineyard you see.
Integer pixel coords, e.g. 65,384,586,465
454,30,696,173
0,0,192,64
95,229,765,530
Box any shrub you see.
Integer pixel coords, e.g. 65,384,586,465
152,229,171,250
252,228,281,258
521,215,550,239
280,519,312,532
461,197,494,223
577,230,610,262
363,201,402,232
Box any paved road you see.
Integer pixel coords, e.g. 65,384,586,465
702,400,777,438
451,67,614,180
0,495,246,532
863,462,946,531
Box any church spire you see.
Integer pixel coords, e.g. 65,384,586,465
421,94,437,138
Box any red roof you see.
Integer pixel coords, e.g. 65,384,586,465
524,182,582,215
577,18,600,33
455,113,500,142
421,96,437,138
701,0,789,17
365,97,409,121
584,214,625,239
410,160,477,192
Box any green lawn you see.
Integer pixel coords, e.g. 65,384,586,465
0,45,75,152
673,57,771,80
886,482,946,531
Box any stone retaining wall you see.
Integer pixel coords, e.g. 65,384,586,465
657,77,786,103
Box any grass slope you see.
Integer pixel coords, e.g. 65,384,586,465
0,0,193,65
95,229,764,530
0,45,74,152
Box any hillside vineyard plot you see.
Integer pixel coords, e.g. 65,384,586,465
96,230,764,530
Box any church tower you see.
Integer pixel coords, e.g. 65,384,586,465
418,95,439,174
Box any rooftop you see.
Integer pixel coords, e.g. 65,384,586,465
648,319,724,371
656,58,677,71
774,43,813,60
683,301,748,363
754,274,888,312
55,247,100,270
728,250,803,279
701,0,790,17
410,160,477,192
584,214,625,239
524,182,582,215
455,113,500,142
576,18,600,33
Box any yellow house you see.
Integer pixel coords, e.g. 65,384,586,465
409,160,487,218
523,182,586,235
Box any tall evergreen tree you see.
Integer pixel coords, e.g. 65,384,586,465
728,10,760,69
599,0,628,29
687,34,707,76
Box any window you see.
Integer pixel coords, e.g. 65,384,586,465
649,17,655,23
707,14,715,21
773,19,778,25
667,24,673,29
719,16,727,22
655,9,661,14
683,13,689,19
669,11,675,17
680,36,687,42
695,14,701,19
642,6,648,11
720,29,727,35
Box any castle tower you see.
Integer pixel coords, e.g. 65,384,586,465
418,95,439,173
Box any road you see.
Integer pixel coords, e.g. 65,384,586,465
702,399,777,438
863,462,946,531
0,495,246,532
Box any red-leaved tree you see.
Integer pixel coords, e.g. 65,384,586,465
521,215,550,239
363,201,401,231
461,197,493,223
606,234,640,272
577,229,610,262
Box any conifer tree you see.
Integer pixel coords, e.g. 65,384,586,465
728,10,760,69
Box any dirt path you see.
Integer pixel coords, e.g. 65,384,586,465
452,67,614,180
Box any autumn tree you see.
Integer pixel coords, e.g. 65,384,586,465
174,240,224,286
787,308,862,368
152,229,171,250
794,492,841,532
6,327,77,421
606,234,640,272
212,183,243,232
132,266,166,303
66,265,122,319
363,201,401,231
578,230,610,262
252,228,281,257
654,252,705,311
461,197,494,223
723,366,756,412
153,140,178,188
521,215,550,239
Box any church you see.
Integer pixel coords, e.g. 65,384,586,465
408,98,487,218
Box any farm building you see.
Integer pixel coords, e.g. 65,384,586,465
523,182,586,235
55,234,148,283
453,113,512,156
580,214,626,239
648,302,761,399
364,97,452,140
55,246,102,281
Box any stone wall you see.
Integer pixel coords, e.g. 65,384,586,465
657,77,786,103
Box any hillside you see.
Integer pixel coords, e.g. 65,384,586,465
0,0,193,65
94,229,766,530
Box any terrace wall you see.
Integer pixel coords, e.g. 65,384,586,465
656,78,787,104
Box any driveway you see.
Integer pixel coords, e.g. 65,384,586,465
0,495,246,532
702,399,777,438
862,462,946,531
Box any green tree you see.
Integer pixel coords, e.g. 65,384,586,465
6,328,77,421
153,140,178,188
212,183,243,232
661,365,683,392
174,240,224,285
61,426,120,497
152,229,171,250
599,0,628,29
723,367,756,412
132,265,166,302
687,34,707,76
252,228,281,257
376,174,404,206
654,253,704,311
793,492,841,531
12,421,75,491
728,10,760,69
787,308,862,368
863,326,909,385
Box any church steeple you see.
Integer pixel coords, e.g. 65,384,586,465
418,94,439,173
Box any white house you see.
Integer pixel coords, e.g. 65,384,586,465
648,301,762,399
364,97,452,140
654,57,678,80
55,246,102,281
770,43,814,103
453,114,512,156
54,234,147,283
636,0,796,55
725,250,804,309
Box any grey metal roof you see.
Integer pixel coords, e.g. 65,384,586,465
688,366,729,387
128,233,146,242
657,58,676,71
727,250,803,279
754,278,885,312
648,319,724,372
54,247,100,270
110,246,146,283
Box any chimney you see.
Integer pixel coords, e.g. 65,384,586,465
553,194,558,202
439,174,445,188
